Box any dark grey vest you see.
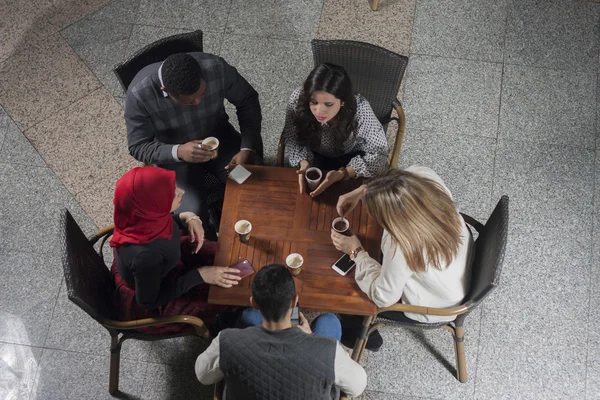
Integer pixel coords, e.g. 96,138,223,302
219,326,338,400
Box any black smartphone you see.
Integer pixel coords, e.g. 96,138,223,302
291,303,299,325
331,253,356,276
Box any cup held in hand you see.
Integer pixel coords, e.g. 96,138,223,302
201,136,219,158
332,217,352,236
235,220,252,243
285,253,303,276
305,167,322,191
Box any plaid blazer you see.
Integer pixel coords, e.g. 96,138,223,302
125,52,263,165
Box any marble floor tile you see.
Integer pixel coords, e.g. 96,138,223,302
141,362,214,400
219,35,313,165
359,309,481,399
31,348,146,400
226,0,322,41
317,0,416,55
0,0,55,62
0,121,45,166
24,88,138,227
0,342,42,400
87,0,141,24
34,0,111,31
398,130,496,220
0,163,95,255
499,64,596,148
402,55,503,139
136,0,231,32
410,0,507,62
0,33,100,130
61,18,133,96
492,140,595,230
504,0,600,72
0,250,62,346
588,153,600,399
44,281,153,361
147,336,208,367
365,391,434,400
474,224,590,399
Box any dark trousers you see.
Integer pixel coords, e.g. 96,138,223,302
159,124,248,224
312,150,365,171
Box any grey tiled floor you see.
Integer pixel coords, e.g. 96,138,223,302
1,0,599,399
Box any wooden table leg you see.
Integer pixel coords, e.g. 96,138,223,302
369,0,380,11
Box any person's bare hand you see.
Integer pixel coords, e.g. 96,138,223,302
331,230,362,255
177,140,215,163
336,186,365,217
296,160,310,194
187,219,204,254
309,170,344,197
198,267,241,288
225,150,254,171
296,312,312,334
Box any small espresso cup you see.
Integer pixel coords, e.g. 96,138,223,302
332,217,352,236
234,219,252,243
200,137,219,158
305,167,322,191
285,253,304,276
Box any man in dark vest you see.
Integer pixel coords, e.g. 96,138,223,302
195,264,367,399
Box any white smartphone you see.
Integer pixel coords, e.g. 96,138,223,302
331,254,356,276
228,164,251,184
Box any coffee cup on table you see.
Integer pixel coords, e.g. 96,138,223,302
332,217,352,237
200,137,219,158
235,220,252,243
285,253,303,276
305,167,322,191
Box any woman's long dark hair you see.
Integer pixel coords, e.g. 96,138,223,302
293,63,358,149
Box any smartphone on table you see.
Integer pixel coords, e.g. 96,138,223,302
291,302,300,325
230,259,255,279
331,254,356,276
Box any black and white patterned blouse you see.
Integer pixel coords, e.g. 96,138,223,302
283,87,388,178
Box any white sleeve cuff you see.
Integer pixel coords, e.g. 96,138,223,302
172,144,181,162
240,148,256,153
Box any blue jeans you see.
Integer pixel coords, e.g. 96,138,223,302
236,309,342,342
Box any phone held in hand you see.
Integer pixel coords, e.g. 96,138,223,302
291,303,300,325
331,253,356,276
230,259,255,279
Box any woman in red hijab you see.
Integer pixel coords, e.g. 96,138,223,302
110,166,240,334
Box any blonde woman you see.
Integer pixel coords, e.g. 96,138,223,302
330,165,471,351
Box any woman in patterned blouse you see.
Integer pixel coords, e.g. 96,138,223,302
283,63,388,197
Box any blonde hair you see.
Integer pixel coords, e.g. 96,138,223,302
364,169,463,273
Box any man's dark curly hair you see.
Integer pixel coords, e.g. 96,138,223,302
293,63,357,149
252,264,296,322
161,53,205,96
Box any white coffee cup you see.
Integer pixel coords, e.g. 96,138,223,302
285,253,304,276
305,167,322,191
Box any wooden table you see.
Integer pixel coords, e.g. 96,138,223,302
208,165,383,316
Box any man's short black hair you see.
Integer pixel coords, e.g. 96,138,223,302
161,53,204,96
252,264,296,322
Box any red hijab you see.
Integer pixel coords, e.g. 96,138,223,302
110,166,176,249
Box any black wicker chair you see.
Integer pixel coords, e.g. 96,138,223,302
350,196,509,383
60,209,212,396
277,39,409,169
113,30,203,93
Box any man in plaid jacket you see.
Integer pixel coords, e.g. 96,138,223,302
125,53,263,231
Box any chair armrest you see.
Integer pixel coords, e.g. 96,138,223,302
387,99,405,169
460,213,484,233
100,314,212,340
89,224,115,245
377,302,470,317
